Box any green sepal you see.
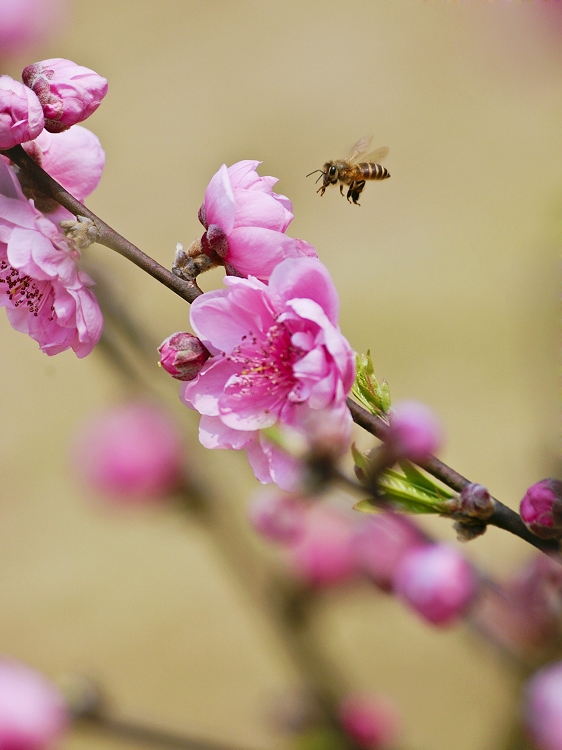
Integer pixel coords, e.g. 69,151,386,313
351,350,391,417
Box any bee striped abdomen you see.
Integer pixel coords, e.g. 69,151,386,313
358,163,390,180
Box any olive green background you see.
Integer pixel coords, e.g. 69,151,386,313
0,2,560,749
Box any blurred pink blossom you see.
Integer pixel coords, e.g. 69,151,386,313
181,257,355,490
339,694,400,749
0,158,102,356
387,400,442,463
288,505,357,587
199,160,317,281
525,661,562,750
22,58,108,133
0,75,43,149
248,490,308,544
353,512,426,592
0,659,68,750
72,401,185,504
0,0,66,58
393,544,478,626
520,479,562,540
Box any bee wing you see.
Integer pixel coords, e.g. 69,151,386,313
343,135,373,164
361,146,389,164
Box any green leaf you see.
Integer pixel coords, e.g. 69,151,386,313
351,350,391,417
353,467,456,515
293,728,350,750
398,460,455,498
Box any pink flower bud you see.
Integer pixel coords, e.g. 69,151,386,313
22,58,108,133
158,332,210,381
72,401,184,504
525,662,562,750
0,659,68,750
459,483,493,519
520,479,562,539
339,694,400,749
0,76,44,149
353,513,426,592
288,505,357,587
393,544,478,626
388,400,443,463
248,490,307,544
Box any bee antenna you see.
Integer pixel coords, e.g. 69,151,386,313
306,169,323,178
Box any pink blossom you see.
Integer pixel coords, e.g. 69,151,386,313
525,662,562,750
353,512,426,592
0,0,66,57
158,331,210,381
288,505,357,587
393,544,478,626
0,158,102,356
387,400,443,463
339,694,400,749
248,490,308,544
199,160,317,281
181,257,355,490
0,659,68,750
72,401,184,504
22,58,108,133
0,76,43,150
520,479,562,540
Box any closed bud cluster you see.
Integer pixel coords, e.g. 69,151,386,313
248,490,308,544
520,479,562,539
339,694,400,749
72,401,184,504
393,543,478,626
387,400,443,463
158,332,210,381
22,58,108,133
525,661,562,750
0,659,68,750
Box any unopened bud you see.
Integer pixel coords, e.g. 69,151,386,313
520,479,562,540
0,75,44,149
339,694,400,749
248,490,307,544
205,223,229,259
393,544,478,626
387,400,443,463
22,58,107,132
158,332,210,381
460,483,494,520
525,662,562,750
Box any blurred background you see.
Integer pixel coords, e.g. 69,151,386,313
0,2,560,749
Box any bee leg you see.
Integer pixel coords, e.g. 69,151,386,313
346,182,356,203
350,181,365,205
339,183,345,197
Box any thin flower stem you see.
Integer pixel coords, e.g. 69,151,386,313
346,399,561,556
0,145,203,303
80,714,267,750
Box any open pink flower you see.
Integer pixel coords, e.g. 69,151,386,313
0,158,102,357
8,125,105,224
181,257,355,490
22,58,108,133
199,160,317,281
0,76,44,149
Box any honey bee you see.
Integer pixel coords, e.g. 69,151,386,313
307,135,390,205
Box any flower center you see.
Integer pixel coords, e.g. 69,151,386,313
0,260,54,318
225,322,304,400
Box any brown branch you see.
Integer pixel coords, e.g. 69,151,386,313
1,145,203,304
347,398,561,556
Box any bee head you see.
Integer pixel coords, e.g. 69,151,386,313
323,161,339,186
